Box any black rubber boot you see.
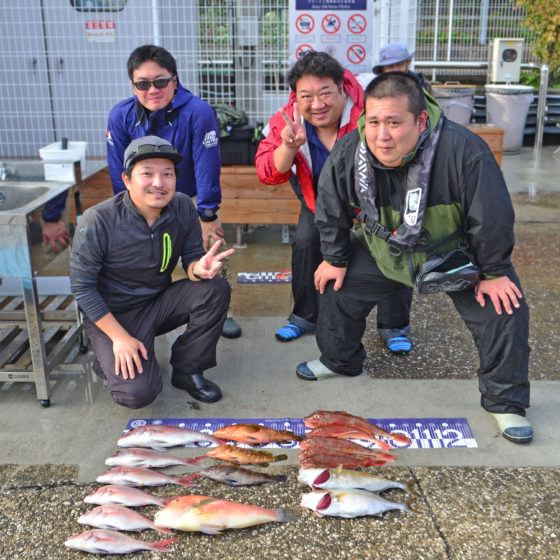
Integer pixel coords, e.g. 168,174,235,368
171,372,222,403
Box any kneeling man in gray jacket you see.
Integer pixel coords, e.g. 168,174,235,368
70,135,233,407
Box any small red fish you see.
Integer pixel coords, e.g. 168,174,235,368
206,444,287,466
305,423,392,451
65,529,176,554
96,466,194,487
78,505,174,534
213,423,304,444
84,485,174,508
303,410,411,445
299,436,396,462
105,448,205,469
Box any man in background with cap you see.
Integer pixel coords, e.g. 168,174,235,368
71,136,232,408
106,44,242,339
373,42,432,92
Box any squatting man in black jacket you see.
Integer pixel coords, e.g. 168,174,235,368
296,72,532,444
70,136,233,407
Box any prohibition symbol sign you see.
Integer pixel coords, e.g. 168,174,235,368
348,14,367,34
296,44,314,59
347,44,366,64
322,13,341,34
296,14,314,34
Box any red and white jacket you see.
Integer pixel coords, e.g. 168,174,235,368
255,70,364,214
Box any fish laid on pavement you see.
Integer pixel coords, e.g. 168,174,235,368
78,505,174,534
299,436,396,462
303,410,411,445
213,423,304,445
305,423,392,451
105,448,204,469
298,466,420,496
84,485,174,508
154,494,300,534
188,465,287,487
301,488,419,518
65,529,176,554
96,466,194,487
206,444,287,466
117,424,223,451
299,450,387,469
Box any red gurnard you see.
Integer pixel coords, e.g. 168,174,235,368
96,466,194,487
154,495,300,534
299,450,388,469
299,436,396,462
303,410,411,445
305,423,392,451
65,529,176,554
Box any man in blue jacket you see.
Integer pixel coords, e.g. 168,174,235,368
106,44,241,339
71,136,233,407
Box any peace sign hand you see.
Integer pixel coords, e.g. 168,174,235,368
195,239,235,280
280,102,307,149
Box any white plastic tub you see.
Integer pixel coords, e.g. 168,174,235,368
39,141,87,181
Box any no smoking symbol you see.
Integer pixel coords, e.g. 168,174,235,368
347,44,366,64
322,13,340,34
348,14,367,34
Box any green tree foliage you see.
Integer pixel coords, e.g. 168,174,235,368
515,0,560,83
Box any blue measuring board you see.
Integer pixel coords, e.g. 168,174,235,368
123,417,477,449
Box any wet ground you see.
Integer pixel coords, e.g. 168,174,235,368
1,146,560,559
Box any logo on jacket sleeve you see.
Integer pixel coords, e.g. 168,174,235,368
106,130,114,146
203,130,218,148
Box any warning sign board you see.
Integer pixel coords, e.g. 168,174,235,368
296,13,315,34
289,0,372,72
296,44,314,59
321,13,341,34
347,44,366,65
347,13,367,34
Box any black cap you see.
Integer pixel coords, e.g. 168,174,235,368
123,135,183,171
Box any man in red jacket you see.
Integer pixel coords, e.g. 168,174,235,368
256,52,413,355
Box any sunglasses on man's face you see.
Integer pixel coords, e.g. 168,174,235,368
131,76,175,90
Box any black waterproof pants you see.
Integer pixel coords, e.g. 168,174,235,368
84,277,230,409
316,236,530,415
289,204,413,334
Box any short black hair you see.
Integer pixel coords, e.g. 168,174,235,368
364,71,426,117
127,45,178,80
287,51,344,92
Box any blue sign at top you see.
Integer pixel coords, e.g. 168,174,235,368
296,0,367,10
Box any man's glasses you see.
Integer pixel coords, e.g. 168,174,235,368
125,144,178,168
131,76,175,90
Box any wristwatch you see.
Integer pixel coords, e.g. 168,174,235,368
199,207,218,222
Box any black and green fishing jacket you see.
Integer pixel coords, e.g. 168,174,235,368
315,101,516,288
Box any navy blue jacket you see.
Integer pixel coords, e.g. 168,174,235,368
106,83,222,216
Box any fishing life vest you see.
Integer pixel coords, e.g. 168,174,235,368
353,116,444,256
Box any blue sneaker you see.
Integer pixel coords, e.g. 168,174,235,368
386,336,412,355
275,323,305,342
